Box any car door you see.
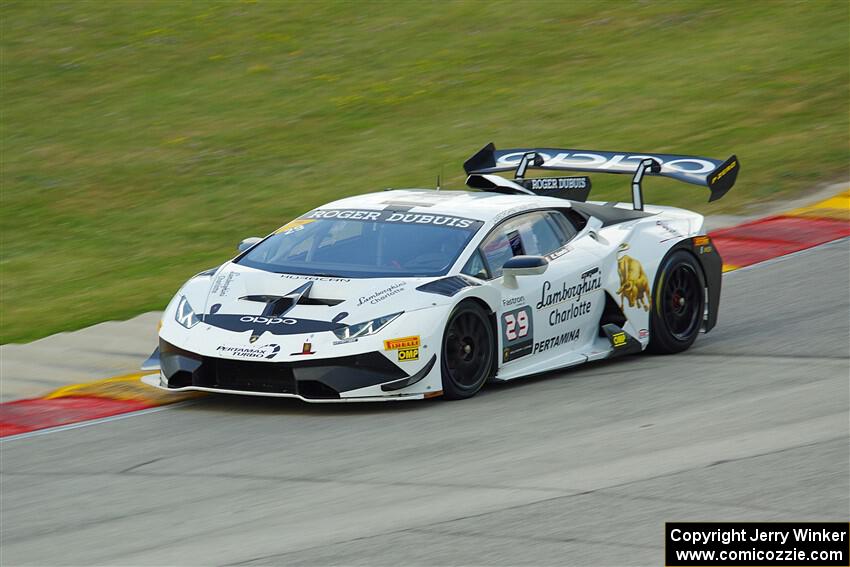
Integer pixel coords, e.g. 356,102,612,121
471,210,606,378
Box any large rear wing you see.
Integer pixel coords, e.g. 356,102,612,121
463,143,739,210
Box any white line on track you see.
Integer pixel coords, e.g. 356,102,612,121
3,237,846,443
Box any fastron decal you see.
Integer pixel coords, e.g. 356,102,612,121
502,295,526,307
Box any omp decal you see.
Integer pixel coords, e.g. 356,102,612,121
384,336,420,350
694,236,711,247
502,306,533,362
611,331,627,348
397,347,419,362
275,219,316,235
532,328,581,354
616,254,651,311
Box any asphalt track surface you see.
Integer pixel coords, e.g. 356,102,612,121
2,239,848,566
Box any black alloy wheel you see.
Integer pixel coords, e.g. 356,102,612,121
441,302,495,399
648,251,706,354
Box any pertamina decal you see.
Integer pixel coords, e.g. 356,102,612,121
532,329,580,354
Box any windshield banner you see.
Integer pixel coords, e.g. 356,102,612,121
301,209,483,230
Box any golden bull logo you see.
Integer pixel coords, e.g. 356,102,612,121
617,255,651,311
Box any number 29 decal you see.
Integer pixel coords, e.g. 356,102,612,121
504,309,529,341
501,306,534,363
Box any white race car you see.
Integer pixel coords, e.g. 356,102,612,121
142,144,739,402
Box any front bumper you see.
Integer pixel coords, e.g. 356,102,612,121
154,339,437,401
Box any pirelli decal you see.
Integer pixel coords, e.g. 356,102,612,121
384,336,420,351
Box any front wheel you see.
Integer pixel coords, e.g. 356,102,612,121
648,251,706,354
441,302,495,400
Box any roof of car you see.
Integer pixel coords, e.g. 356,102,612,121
316,189,572,223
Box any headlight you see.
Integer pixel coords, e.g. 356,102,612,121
333,312,402,340
175,296,200,329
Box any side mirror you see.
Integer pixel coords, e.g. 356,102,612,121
237,237,262,253
502,255,548,289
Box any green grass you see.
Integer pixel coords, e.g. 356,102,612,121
1,0,848,344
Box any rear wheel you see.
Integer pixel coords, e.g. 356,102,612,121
648,251,706,354
441,302,495,400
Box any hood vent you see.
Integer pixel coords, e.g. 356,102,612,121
239,282,342,317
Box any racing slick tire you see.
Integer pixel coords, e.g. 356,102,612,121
441,301,495,400
648,250,706,354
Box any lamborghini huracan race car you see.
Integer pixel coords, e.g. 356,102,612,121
142,144,739,402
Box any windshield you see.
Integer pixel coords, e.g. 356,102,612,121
237,209,484,278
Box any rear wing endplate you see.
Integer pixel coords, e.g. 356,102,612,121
463,143,739,210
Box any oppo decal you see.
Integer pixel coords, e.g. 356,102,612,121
239,316,297,326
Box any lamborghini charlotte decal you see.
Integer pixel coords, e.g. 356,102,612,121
501,306,533,363
537,268,602,327
358,283,406,306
